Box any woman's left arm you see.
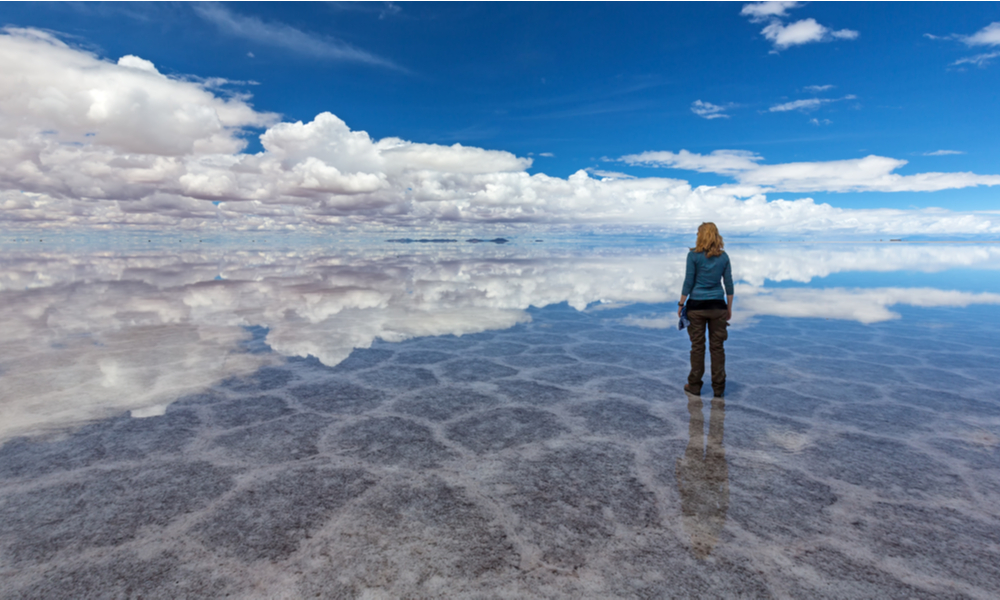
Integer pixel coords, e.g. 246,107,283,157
724,256,734,320
679,252,696,316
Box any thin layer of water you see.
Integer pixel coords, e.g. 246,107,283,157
1,243,998,598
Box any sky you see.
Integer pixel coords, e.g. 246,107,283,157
0,2,998,236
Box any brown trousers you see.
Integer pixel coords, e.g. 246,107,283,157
687,308,728,395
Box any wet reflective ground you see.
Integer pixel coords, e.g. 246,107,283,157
1,240,999,598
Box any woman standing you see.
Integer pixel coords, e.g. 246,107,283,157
677,223,733,397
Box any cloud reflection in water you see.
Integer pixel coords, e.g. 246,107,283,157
1,242,998,439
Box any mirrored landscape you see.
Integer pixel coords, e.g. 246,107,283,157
2,239,999,598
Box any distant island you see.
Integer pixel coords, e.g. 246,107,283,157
387,238,509,244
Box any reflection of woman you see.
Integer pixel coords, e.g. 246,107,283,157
678,222,733,397
675,395,729,560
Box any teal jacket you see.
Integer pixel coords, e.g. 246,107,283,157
681,251,733,300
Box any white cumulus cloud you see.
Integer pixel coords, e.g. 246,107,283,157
0,27,276,157
740,155,1000,193
742,3,858,51
740,2,801,23
117,54,160,74
961,22,1000,47
762,18,859,50
617,149,1000,194
620,149,764,175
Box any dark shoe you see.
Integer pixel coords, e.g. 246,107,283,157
713,387,725,398
684,384,701,396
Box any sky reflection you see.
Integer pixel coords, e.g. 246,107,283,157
1,241,998,439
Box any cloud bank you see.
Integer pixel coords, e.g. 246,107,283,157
1,27,999,236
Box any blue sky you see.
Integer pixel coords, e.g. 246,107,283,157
0,2,998,234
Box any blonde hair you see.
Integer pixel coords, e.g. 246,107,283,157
692,222,724,258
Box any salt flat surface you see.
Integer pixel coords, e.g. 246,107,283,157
1,242,999,598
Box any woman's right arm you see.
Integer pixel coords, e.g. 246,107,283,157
723,256,734,321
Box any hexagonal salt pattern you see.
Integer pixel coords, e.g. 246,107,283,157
2,302,999,599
